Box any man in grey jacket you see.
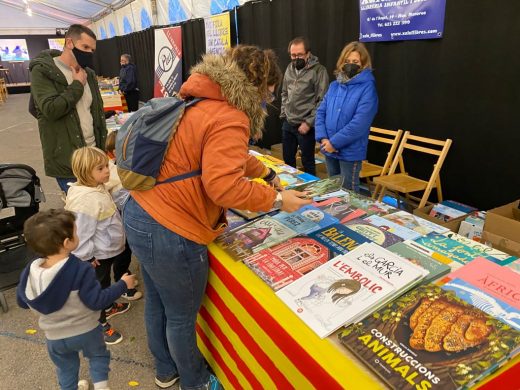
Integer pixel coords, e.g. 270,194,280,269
281,37,329,176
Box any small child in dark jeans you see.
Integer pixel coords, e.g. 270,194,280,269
105,130,142,302
17,209,136,390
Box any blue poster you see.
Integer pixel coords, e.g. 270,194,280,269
359,0,446,42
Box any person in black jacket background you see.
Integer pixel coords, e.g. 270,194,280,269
119,54,139,112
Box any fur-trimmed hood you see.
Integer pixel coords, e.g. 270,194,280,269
180,54,267,139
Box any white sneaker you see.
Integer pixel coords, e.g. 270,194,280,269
78,380,89,390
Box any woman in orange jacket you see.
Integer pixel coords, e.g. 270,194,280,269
123,45,311,389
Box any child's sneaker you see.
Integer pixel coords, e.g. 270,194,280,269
102,323,123,345
207,374,223,390
78,380,89,390
105,302,130,320
155,373,180,388
121,288,143,301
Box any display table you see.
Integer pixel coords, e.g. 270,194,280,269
196,244,519,389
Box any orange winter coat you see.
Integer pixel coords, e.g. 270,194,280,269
132,55,277,245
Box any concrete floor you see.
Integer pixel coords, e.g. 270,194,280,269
0,94,176,390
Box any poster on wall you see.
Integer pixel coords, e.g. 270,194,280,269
0,39,30,61
359,0,446,42
48,38,65,50
204,12,231,54
154,26,182,97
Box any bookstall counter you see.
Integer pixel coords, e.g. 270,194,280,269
197,244,520,389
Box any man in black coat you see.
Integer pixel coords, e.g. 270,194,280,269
119,54,139,112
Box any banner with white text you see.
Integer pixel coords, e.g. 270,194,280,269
359,0,446,42
154,26,183,97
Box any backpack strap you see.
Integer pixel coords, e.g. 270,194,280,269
155,97,206,186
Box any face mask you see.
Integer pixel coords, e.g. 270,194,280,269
343,63,361,78
72,46,94,69
293,58,306,71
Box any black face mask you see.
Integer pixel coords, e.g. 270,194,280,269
293,58,306,71
343,63,361,78
72,46,94,69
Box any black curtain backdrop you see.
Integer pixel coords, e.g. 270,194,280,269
236,0,520,210
92,0,519,209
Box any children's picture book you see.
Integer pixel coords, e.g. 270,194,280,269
276,247,395,338
344,219,403,248
440,200,477,214
440,257,520,331
277,243,426,338
215,216,297,261
404,240,463,271
429,204,467,222
363,214,421,241
279,172,318,188
273,211,320,235
290,176,344,199
339,282,520,390
230,207,278,221
507,259,520,274
312,197,367,224
387,242,451,284
442,231,517,264
309,224,371,256
225,210,247,231
382,210,450,235
348,192,398,216
244,236,335,291
413,234,498,266
297,205,339,229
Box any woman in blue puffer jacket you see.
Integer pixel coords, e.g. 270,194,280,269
315,41,378,192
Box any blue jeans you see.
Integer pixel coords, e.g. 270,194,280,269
325,156,362,193
56,177,76,193
123,197,210,390
282,120,316,175
46,325,110,390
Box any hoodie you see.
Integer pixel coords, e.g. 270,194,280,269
280,54,330,127
65,183,125,260
17,254,127,340
315,69,378,161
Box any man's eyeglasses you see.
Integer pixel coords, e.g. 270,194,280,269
290,54,306,59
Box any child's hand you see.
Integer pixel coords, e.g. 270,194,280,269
121,273,136,289
91,258,100,268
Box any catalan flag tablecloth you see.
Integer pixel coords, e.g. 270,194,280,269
197,244,519,390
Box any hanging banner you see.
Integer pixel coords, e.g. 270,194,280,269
154,26,183,97
359,0,446,42
204,12,231,54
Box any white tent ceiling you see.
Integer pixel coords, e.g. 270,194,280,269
0,0,126,34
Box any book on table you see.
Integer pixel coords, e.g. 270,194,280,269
276,243,426,338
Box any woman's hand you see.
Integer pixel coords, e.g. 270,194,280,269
270,176,284,191
321,138,337,153
280,190,312,213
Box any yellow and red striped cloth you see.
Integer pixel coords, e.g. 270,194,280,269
196,244,520,390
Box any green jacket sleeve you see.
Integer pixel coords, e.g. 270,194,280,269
31,64,84,121
306,66,329,127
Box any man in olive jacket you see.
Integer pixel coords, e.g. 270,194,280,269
30,24,106,192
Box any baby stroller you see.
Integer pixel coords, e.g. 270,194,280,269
0,164,45,312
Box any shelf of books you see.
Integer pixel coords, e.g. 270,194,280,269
195,151,520,390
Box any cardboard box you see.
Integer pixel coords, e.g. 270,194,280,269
482,200,520,257
413,204,468,232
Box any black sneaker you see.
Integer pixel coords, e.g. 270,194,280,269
121,288,143,301
155,373,180,388
105,302,130,320
102,323,123,345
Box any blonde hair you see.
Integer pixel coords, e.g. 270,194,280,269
71,146,109,187
335,41,372,75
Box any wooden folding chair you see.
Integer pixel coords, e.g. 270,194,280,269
359,127,404,197
373,131,452,209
